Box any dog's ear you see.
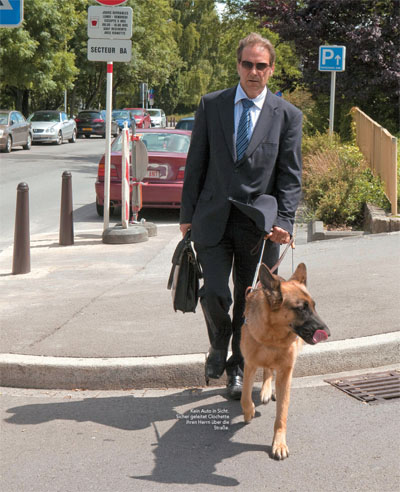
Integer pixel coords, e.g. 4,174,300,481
290,263,307,285
259,264,282,310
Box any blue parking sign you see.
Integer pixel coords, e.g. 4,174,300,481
0,0,23,28
319,46,346,72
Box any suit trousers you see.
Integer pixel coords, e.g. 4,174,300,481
194,206,280,376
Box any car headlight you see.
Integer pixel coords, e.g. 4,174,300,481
0,129,3,137
46,126,57,134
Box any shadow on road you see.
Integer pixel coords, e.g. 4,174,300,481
5,388,269,487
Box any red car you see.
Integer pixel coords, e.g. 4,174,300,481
123,108,151,129
95,128,191,215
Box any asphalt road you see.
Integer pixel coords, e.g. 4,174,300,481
1,369,399,492
0,138,180,251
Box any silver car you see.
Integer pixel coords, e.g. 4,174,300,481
0,110,32,153
148,108,167,128
28,110,77,144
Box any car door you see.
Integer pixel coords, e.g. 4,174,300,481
11,112,24,145
61,112,73,139
18,112,30,145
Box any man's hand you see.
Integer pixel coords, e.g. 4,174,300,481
266,226,291,244
180,223,191,237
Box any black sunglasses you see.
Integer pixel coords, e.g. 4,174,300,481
240,60,271,71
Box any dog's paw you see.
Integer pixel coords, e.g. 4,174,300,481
241,401,255,423
260,388,276,405
271,440,289,460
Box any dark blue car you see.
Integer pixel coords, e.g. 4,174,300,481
112,110,137,131
175,116,194,131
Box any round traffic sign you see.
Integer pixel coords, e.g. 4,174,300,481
95,0,127,5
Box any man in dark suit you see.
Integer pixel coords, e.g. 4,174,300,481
180,33,303,399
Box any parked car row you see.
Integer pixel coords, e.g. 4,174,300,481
1,107,191,153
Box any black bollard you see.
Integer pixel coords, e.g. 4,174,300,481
59,171,74,246
12,182,31,275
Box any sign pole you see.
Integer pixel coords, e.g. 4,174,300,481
329,71,336,136
103,61,113,231
318,46,346,137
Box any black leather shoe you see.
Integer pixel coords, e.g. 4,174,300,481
226,375,243,400
205,347,227,379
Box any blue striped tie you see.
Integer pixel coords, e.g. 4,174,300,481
236,98,254,161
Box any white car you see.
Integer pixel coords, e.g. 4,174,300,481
148,108,167,128
28,110,77,144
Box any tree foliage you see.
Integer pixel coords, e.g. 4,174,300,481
6,0,393,134
247,0,400,134
0,0,81,113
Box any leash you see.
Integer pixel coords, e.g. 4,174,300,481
250,236,295,291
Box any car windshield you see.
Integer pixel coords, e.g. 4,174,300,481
30,112,60,122
128,109,143,116
0,113,9,124
111,132,190,154
112,111,130,119
148,110,161,117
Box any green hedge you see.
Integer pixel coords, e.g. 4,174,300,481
301,133,390,228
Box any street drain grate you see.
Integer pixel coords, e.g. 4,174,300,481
325,370,400,404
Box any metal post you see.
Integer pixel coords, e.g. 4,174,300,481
12,182,30,275
121,122,130,229
329,71,336,136
59,171,74,245
131,128,138,223
103,61,113,231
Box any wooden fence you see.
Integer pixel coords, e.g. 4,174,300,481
352,107,398,215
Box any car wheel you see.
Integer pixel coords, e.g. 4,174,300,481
56,131,63,145
96,200,104,217
23,133,32,150
4,136,12,153
69,129,77,143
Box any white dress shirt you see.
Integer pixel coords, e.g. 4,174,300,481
234,84,267,145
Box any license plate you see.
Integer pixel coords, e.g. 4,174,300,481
146,170,160,178
83,127,92,131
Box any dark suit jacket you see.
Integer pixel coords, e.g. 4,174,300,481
180,86,303,247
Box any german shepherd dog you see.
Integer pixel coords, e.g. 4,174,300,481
240,263,330,460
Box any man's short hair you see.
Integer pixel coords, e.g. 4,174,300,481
237,33,276,66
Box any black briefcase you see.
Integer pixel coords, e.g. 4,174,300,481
167,231,202,313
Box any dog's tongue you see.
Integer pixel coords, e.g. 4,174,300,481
313,330,329,344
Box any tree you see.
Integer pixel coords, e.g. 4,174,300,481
0,0,81,115
70,0,182,113
247,0,400,134
171,0,222,111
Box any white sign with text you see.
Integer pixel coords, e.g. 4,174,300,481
88,6,132,39
88,38,132,62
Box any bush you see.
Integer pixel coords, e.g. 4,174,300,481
302,134,390,228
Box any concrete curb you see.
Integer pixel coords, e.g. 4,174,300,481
363,203,400,233
307,221,364,242
307,203,400,242
1,332,399,390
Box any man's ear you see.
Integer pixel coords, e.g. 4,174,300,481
289,263,307,286
259,263,282,310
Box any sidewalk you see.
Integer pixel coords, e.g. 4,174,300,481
0,223,399,390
